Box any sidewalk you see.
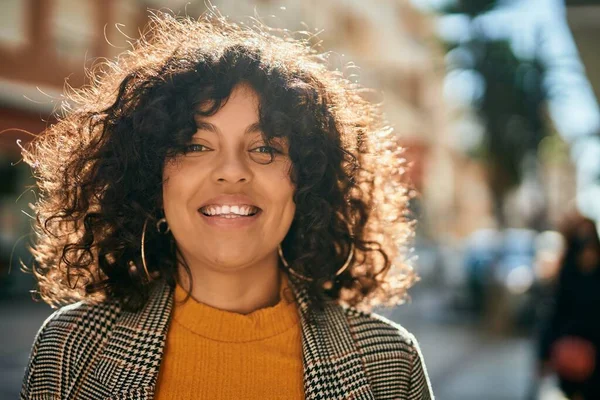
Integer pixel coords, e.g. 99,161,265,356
389,287,535,400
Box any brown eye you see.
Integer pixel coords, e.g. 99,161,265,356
250,146,280,154
183,144,212,154
249,146,279,164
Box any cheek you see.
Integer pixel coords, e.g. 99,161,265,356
162,161,197,214
161,164,202,247
282,193,296,219
272,162,295,208
279,179,296,224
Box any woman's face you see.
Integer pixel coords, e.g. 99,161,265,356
162,83,296,273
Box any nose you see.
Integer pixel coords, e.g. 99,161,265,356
211,149,253,184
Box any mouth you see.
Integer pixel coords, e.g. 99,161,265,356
198,204,262,218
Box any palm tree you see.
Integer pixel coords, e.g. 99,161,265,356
442,0,549,227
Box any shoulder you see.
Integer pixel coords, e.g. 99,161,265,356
37,298,121,339
31,297,122,358
342,305,419,352
21,300,121,399
27,297,120,352
341,305,435,399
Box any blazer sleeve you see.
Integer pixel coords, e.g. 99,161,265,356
407,332,435,400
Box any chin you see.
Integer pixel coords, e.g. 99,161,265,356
204,247,259,269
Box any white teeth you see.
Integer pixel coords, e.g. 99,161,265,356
200,205,259,216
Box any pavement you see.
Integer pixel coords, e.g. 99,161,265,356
384,286,536,400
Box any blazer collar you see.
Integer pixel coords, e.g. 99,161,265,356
91,275,374,400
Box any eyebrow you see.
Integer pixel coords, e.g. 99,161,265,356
195,121,263,136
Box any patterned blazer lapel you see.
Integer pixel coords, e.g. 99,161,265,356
288,275,375,400
88,280,174,399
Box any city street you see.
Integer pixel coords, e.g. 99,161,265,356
1,286,535,399
389,287,536,400
0,0,597,399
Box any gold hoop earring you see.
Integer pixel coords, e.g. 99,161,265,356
156,217,170,234
128,217,158,283
278,243,354,289
140,216,152,281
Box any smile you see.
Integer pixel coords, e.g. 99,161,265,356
197,206,262,229
199,204,261,217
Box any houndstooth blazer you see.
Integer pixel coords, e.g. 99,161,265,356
21,275,434,400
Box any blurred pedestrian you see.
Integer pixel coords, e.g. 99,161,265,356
536,211,600,399
18,10,433,400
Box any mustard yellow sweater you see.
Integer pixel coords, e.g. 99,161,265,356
154,274,304,399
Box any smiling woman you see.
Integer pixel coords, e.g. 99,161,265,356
19,10,433,400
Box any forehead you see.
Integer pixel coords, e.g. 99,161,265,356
196,83,260,120
192,83,287,142
193,84,266,140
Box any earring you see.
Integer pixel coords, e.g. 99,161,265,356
278,242,354,290
128,217,153,283
140,216,152,281
156,217,170,234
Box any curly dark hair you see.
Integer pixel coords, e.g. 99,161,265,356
21,11,417,312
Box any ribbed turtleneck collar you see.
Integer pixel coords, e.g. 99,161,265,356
172,273,299,343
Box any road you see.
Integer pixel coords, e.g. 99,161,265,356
384,286,536,400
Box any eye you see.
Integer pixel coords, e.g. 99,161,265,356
183,144,212,154
248,145,284,164
250,146,281,154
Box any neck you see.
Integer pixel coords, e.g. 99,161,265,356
176,253,282,315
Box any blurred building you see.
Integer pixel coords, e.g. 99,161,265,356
567,5,600,124
564,2,600,222
0,0,144,293
0,0,145,151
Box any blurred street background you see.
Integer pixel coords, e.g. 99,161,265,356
2,0,600,399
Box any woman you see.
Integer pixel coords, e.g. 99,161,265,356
20,11,433,400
